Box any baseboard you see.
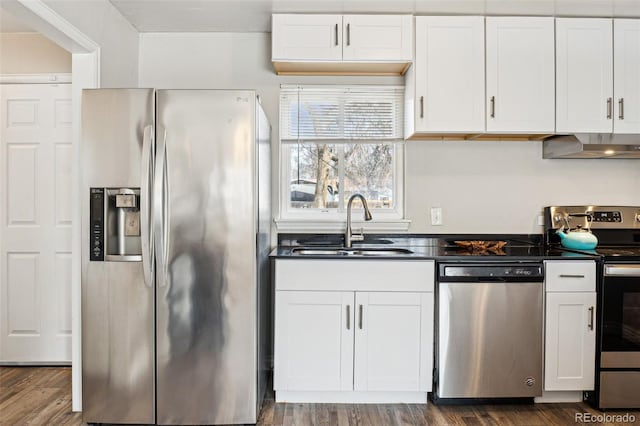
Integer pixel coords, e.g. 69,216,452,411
0,361,72,366
535,391,583,403
275,390,428,404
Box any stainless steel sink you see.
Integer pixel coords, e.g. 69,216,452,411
291,249,345,255
352,249,413,256
290,247,413,256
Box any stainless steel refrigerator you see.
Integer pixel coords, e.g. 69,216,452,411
81,89,271,425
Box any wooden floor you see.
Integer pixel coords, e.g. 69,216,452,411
1,367,638,425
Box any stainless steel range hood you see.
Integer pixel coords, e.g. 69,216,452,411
543,134,640,159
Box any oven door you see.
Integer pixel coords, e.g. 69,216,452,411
601,264,640,368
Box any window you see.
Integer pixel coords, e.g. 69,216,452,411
278,85,406,227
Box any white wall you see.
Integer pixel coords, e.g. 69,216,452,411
139,32,640,235
43,0,138,87
406,141,640,234
0,32,71,74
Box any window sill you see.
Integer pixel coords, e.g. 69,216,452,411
274,218,412,233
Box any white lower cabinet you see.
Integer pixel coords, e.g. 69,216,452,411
274,291,354,391
274,259,434,403
354,292,433,392
544,292,597,391
543,260,597,392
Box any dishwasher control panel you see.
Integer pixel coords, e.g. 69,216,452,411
439,263,544,282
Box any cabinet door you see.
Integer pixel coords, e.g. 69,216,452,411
545,292,597,391
486,17,555,132
354,292,433,392
614,19,640,134
342,15,412,61
556,18,613,133
274,291,354,391
414,16,485,132
272,14,343,61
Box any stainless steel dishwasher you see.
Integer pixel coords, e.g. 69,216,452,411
436,263,544,400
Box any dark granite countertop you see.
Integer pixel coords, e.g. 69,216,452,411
269,233,599,261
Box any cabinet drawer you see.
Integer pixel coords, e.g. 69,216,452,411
545,261,596,292
275,259,434,292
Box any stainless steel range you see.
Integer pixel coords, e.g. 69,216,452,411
544,206,640,409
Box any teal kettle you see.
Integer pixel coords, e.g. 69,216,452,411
556,214,598,250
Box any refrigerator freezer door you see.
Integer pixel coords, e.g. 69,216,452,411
81,89,155,424
155,90,258,425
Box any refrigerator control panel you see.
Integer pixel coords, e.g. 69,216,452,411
90,188,104,261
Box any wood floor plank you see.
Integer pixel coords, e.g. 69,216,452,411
2,367,640,426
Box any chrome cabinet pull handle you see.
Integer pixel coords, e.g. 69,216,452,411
420,96,424,119
490,96,495,118
559,274,585,278
588,306,594,331
358,305,363,329
607,97,613,119
346,305,350,330
619,98,624,120
347,23,351,46
335,23,339,46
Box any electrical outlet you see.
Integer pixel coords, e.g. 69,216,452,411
537,215,545,226
431,207,443,226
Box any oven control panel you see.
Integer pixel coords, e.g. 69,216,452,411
546,206,640,230
592,211,622,223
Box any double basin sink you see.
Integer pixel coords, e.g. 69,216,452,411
291,247,413,257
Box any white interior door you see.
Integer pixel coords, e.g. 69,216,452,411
0,83,72,363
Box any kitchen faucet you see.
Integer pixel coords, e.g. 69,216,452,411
345,193,372,248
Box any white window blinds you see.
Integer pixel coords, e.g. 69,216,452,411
280,85,405,143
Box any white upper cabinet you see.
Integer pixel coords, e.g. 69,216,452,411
272,14,343,61
614,19,640,133
342,15,412,61
412,16,485,133
556,18,614,133
486,17,555,133
272,14,413,75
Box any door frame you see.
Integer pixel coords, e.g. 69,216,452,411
1,0,100,411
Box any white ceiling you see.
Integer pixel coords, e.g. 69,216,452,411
1,0,639,34
109,0,640,32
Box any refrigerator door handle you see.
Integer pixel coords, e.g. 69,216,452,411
141,124,154,288
154,128,168,287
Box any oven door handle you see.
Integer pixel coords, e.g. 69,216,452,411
604,264,640,277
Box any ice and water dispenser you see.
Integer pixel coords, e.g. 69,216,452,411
90,188,142,261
